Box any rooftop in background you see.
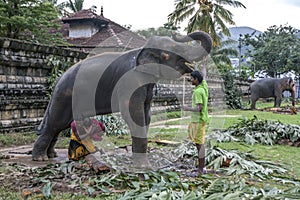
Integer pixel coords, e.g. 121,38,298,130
58,8,146,53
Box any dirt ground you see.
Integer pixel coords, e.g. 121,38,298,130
0,142,201,199
0,145,68,167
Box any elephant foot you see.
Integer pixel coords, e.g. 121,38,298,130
47,150,58,158
32,154,49,161
132,153,152,171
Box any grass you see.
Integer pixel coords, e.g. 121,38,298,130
160,101,300,130
214,141,300,180
0,132,37,147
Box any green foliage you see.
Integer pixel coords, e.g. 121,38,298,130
210,116,300,145
46,56,75,96
217,63,242,109
0,0,68,45
167,0,246,47
0,132,37,146
95,114,129,136
210,39,239,65
135,26,176,38
241,24,300,77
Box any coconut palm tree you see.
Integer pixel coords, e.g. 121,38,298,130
46,0,68,16
168,0,246,47
65,0,83,12
65,0,96,13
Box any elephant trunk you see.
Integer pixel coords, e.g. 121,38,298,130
172,31,213,57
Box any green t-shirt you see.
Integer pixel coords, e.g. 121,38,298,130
191,80,209,123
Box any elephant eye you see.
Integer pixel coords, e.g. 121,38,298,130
161,52,170,60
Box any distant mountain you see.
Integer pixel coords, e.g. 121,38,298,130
220,26,262,57
228,26,262,41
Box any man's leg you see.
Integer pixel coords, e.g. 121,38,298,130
196,143,205,174
195,123,206,174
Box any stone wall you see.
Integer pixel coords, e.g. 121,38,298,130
0,37,226,134
0,38,87,133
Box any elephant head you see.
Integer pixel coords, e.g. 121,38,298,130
135,31,212,79
285,77,296,106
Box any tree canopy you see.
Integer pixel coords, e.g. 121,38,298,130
136,27,176,38
0,0,67,45
167,0,246,47
242,25,300,78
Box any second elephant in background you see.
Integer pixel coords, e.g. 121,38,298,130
249,77,296,110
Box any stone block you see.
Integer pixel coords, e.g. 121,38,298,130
0,75,7,82
2,40,10,48
7,75,16,83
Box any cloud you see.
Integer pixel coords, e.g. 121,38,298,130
283,0,300,7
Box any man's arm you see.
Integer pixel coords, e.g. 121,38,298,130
201,56,207,80
183,104,203,112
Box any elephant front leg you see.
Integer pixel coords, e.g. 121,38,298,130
120,100,152,170
274,96,282,107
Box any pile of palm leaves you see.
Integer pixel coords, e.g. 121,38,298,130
209,116,300,145
3,141,299,199
95,114,129,136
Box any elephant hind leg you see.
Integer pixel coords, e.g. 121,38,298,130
32,127,62,161
32,135,51,161
47,137,59,158
250,97,258,110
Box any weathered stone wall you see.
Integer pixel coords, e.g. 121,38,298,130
0,37,226,134
0,38,87,133
151,75,225,114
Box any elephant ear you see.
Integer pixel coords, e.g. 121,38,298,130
134,49,182,79
288,77,294,86
134,49,161,77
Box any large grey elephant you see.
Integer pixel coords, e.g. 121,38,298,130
32,31,213,163
250,77,296,110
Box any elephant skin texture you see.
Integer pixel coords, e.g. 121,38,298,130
32,31,213,167
250,77,296,110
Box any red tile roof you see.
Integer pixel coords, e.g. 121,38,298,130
59,9,146,52
62,9,108,22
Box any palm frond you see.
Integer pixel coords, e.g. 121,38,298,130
217,0,246,9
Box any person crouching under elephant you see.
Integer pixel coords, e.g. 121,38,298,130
68,118,109,171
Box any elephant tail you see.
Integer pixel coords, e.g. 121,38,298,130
35,96,53,135
248,86,251,105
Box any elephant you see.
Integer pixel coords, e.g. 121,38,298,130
249,77,296,110
32,31,213,166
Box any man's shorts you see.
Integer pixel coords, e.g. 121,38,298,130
188,122,206,144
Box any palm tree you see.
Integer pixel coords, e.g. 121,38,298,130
65,0,83,12
65,0,97,13
46,0,69,16
211,38,238,65
168,0,246,47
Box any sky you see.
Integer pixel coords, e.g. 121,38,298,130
81,0,300,32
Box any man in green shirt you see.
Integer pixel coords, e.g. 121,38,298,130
183,66,209,175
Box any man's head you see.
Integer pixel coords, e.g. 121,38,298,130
190,70,203,85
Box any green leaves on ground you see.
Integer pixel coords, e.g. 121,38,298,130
210,115,300,145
